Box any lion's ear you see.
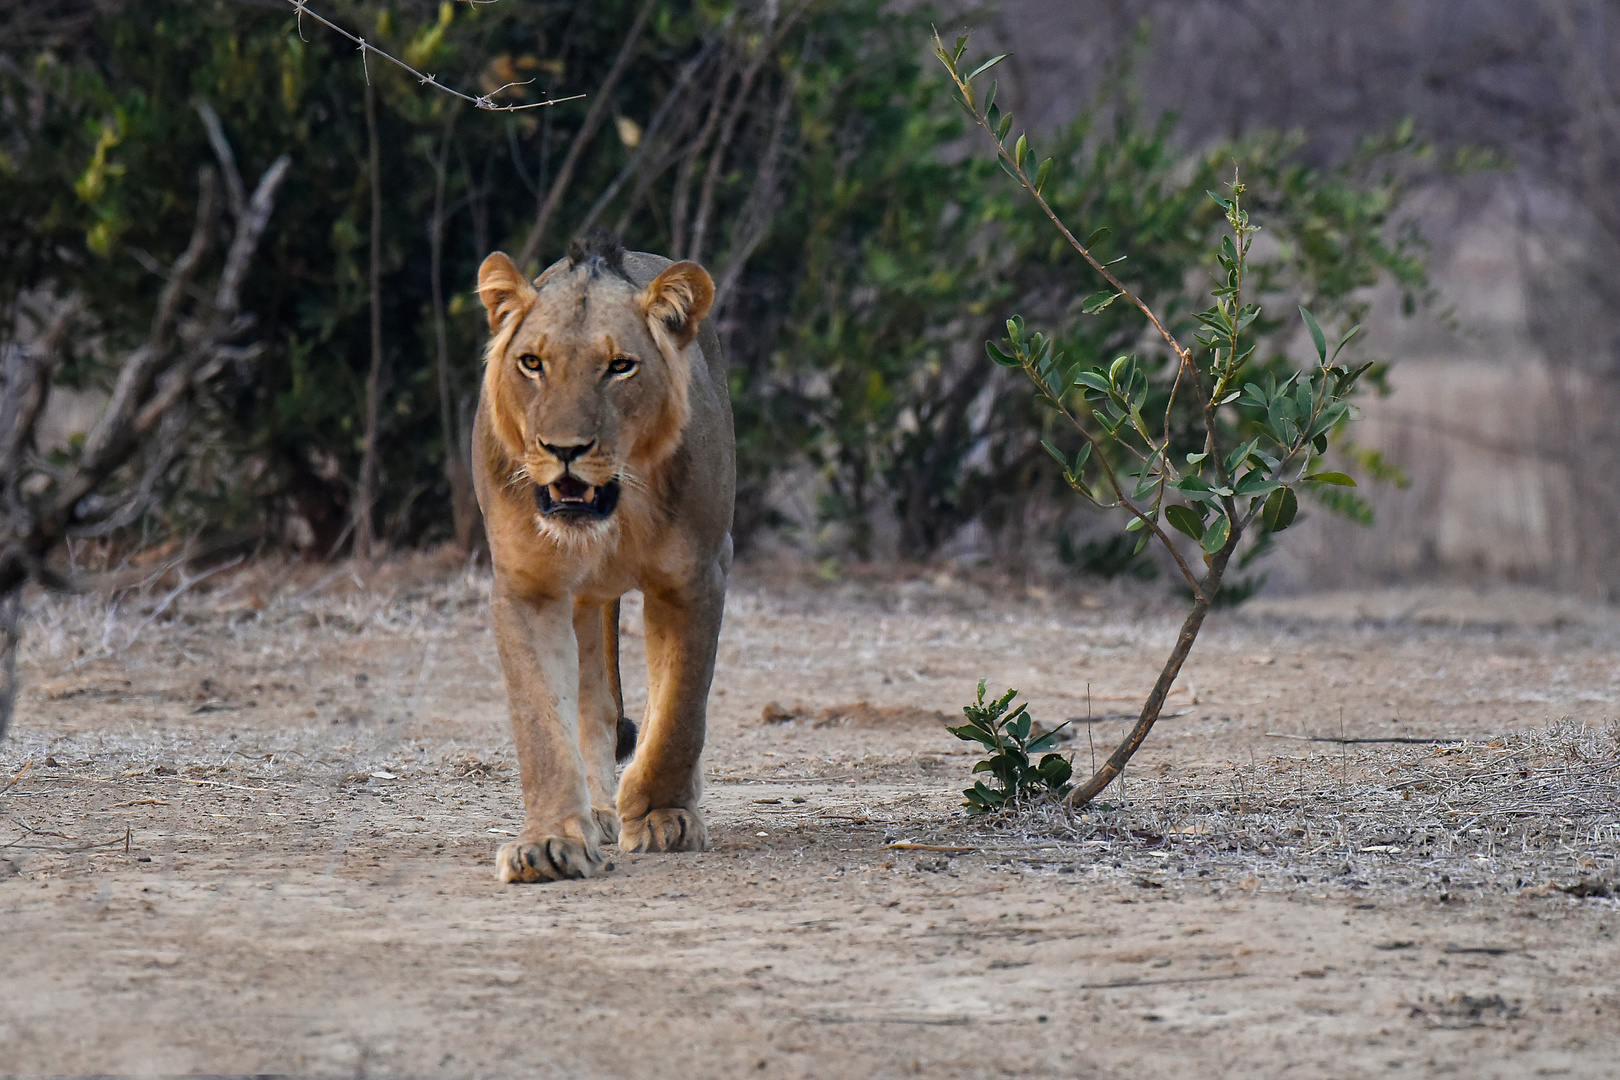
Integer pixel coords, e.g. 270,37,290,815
477,252,537,334
640,261,714,349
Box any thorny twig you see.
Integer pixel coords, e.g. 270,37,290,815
282,0,582,114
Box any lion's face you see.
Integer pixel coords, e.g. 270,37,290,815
477,248,713,537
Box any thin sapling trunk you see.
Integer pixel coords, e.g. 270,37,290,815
937,35,1375,811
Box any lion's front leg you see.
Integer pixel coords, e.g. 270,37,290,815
490,587,603,882
616,561,725,853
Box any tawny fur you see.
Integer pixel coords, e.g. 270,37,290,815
472,237,734,884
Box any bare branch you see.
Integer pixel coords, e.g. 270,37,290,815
0,589,18,743
216,155,292,314
713,84,795,313
79,169,218,475
282,0,582,114
0,304,76,488
669,47,744,258
514,0,656,268
575,37,718,239
685,2,809,263
194,100,246,219
68,406,191,540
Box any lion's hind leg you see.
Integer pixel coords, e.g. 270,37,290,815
576,599,626,844
604,598,639,763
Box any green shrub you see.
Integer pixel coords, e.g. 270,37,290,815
947,681,1072,813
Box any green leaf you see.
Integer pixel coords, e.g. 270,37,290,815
1081,290,1122,314
996,112,1014,141
1262,486,1298,532
1201,513,1230,553
1008,708,1030,742
1233,471,1279,497
1073,371,1111,394
1033,157,1053,195
1299,306,1327,362
1108,355,1130,383
1207,189,1232,210
1014,133,1028,168
965,53,1008,82
1041,440,1067,468
1330,324,1362,363
1224,437,1260,477
1083,226,1110,250
1304,471,1356,487
982,81,997,114
1037,754,1072,788
1165,504,1206,541
1186,451,1209,464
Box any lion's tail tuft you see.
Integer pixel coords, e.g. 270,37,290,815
615,716,639,762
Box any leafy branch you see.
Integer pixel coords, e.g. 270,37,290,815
937,32,1378,809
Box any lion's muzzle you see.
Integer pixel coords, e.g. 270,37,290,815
535,475,621,520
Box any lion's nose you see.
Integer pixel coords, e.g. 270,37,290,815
542,440,594,464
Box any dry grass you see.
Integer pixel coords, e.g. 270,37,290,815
9,557,1620,905
969,720,1620,899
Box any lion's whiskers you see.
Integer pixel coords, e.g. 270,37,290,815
613,466,650,495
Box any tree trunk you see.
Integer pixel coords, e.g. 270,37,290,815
1065,537,1238,807
354,77,385,563
428,104,482,554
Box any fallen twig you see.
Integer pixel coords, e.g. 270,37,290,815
0,760,32,795
1264,733,1463,746
885,841,977,852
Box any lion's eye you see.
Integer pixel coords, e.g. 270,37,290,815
607,355,638,377
518,353,544,375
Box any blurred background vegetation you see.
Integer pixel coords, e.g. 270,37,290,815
0,0,1472,582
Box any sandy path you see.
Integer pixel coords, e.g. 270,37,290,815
1,565,1615,1077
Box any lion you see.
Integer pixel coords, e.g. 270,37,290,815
472,230,734,883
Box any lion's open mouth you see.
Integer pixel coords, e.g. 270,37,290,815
536,475,620,519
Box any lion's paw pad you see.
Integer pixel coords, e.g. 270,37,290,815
620,807,708,853
496,836,601,883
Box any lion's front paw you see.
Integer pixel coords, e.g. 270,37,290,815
620,807,708,853
592,807,621,845
496,834,602,883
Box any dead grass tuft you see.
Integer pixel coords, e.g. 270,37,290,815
970,719,1620,899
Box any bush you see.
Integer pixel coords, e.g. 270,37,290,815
0,2,1426,565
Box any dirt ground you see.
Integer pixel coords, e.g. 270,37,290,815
2,557,1617,1079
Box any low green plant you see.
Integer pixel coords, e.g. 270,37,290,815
947,681,1073,812
937,33,1385,810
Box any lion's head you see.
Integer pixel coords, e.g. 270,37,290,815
477,232,713,537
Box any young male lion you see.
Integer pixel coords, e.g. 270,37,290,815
473,231,734,883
